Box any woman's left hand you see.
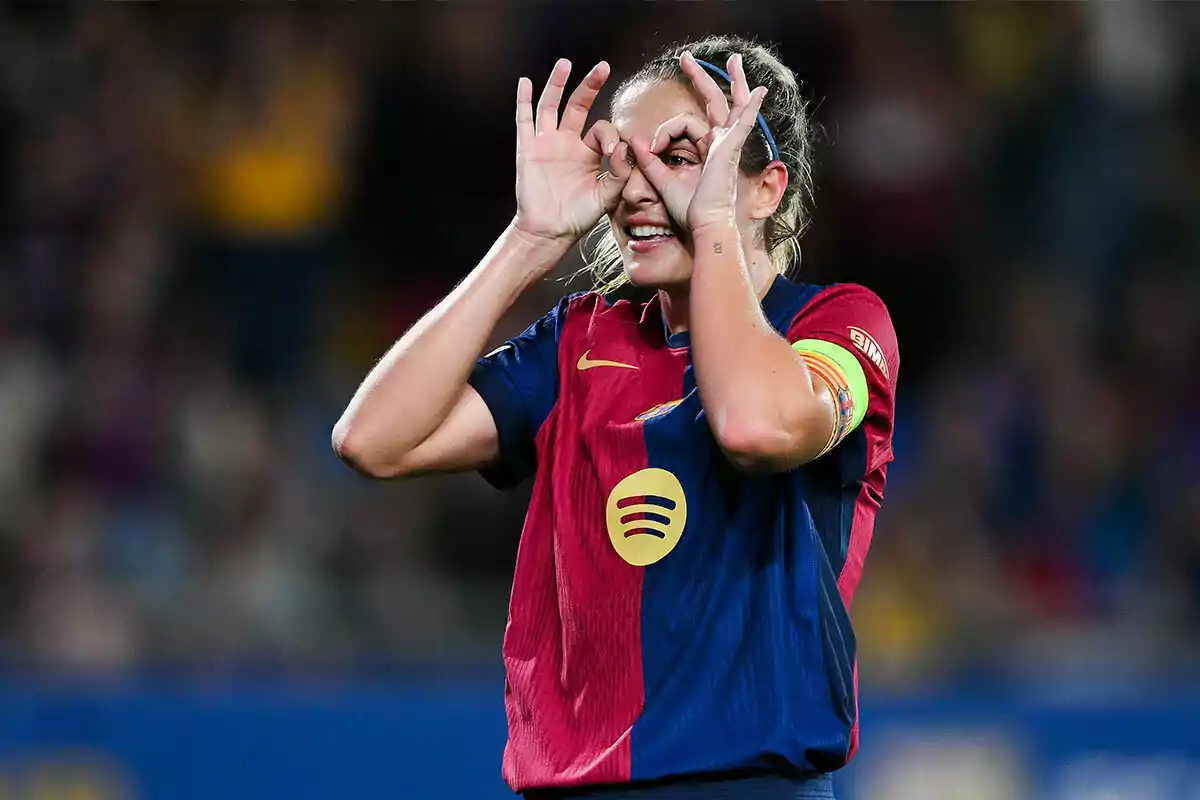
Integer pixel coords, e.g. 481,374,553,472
630,51,767,234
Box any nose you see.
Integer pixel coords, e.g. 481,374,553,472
620,161,659,208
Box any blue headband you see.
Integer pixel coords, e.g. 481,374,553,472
693,58,780,163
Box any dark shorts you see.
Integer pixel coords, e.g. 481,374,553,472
523,772,835,800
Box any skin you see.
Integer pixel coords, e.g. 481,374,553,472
608,75,780,311
333,52,838,479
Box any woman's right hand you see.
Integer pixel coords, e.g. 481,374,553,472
513,59,632,246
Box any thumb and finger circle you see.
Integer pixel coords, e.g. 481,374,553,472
649,114,711,158
607,142,633,182
584,120,633,186
517,50,765,145
628,134,674,187
515,54,766,212
583,119,620,157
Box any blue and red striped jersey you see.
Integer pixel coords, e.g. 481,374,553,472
468,276,898,793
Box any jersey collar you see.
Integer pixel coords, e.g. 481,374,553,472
644,274,796,349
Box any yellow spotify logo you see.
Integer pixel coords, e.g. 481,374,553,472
606,468,687,566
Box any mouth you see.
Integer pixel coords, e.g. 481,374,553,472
624,223,680,254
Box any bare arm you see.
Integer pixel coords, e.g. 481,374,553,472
333,59,631,480
332,224,570,479
688,225,835,472
630,52,836,473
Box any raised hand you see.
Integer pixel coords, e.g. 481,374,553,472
513,59,633,245
630,51,768,234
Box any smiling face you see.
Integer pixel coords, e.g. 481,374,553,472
610,79,765,289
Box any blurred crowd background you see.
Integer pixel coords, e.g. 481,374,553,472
1,1,1199,697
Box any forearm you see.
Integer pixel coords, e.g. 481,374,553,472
688,224,827,467
333,221,570,471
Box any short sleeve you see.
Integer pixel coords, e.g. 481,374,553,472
787,284,899,474
467,296,572,489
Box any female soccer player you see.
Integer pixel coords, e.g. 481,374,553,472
335,36,897,800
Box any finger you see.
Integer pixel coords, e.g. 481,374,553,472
608,141,633,182
582,119,620,157
727,86,768,148
516,77,534,149
597,142,632,208
560,61,611,135
708,86,767,167
536,59,571,134
726,53,752,108
649,113,709,156
629,134,672,187
680,50,730,127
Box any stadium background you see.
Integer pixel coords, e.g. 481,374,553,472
0,2,1198,798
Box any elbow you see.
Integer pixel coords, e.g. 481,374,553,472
712,415,799,474
332,419,402,480
712,404,826,473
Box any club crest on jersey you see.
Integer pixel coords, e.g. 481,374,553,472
635,399,683,422
848,326,889,380
605,468,687,566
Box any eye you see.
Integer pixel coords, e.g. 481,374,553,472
662,150,699,168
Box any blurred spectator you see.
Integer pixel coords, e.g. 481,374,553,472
0,3,1195,689
173,12,358,390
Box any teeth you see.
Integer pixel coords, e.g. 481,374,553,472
629,225,674,239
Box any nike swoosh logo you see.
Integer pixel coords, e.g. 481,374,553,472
577,350,639,371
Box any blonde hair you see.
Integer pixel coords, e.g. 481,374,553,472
576,35,815,294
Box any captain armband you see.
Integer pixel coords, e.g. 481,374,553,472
791,339,869,457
